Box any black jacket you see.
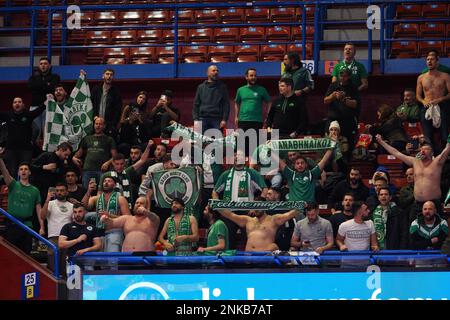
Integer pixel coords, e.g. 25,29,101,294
369,114,408,144
325,81,361,119
30,151,66,191
372,204,409,250
192,80,230,121
410,214,448,250
266,94,307,135
327,179,369,209
91,84,123,130
27,67,61,106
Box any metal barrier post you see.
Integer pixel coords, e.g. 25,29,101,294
313,1,320,70
47,10,53,62
29,9,37,74
173,5,179,78
380,3,385,74
301,3,306,61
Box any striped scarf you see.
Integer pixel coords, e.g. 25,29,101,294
223,167,250,201
108,170,132,209
372,203,395,249
96,191,119,230
167,213,193,255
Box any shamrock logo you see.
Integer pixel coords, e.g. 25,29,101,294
165,177,186,198
70,113,87,134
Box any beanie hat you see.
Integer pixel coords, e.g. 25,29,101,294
329,120,341,131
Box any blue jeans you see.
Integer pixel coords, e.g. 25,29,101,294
420,106,448,153
199,118,221,135
30,106,46,139
104,229,124,252
82,170,102,190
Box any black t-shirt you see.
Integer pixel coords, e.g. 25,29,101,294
60,222,102,256
68,185,87,203
328,212,353,240
325,81,361,119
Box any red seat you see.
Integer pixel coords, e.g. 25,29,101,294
390,41,417,58
422,4,447,17
287,43,313,59
266,26,291,42
137,29,162,43
393,23,419,38
85,48,104,64
105,58,127,65
270,7,295,22
395,4,421,18
162,29,188,43
118,11,143,25
245,7,269,22
418,41,444,57
94,11,118,25
103,48,129,63
239,26,265,43
111,30,137,44
171,10,194,24
391,178,408,189
214,27,239,43
130,47,155,64
209,45,235,63
235,45,259,62
182,45,208,63
296,5,315,21
195,9,219,23
403,122,423,138
293,25,315,40
144,10,170,24
447,25,450,38
261,44,285,61
78,11,94,25
156,46,181,64
85,30,110,44
189,28,213,43
446,41,450,57
220,8,245,23
419,23,445,38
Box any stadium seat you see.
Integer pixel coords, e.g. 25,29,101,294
235,44,259,62
418,41,444,57
393,23,419,38
85,48,104,64
103,48,129,64
266,26,291,42
261,44,285,61
239,26,265,43
189,28,213,43
214,27,239,43
156,46,181,64
94,11,118,25
111,30,137,44
182,45,208,63
118,11,143,25
162,29,188,43
144,10,170,24
85,30,111,44
391,178,408,189
419,23,445,38
105,58,127,65
318,205,332,217
421,3,447,17
293,25,315,40
296,5,316,21
403,122,423,137
209,45,235,63
287,43,313,59
395,4,421,18
137,29,162,43
78,11,94,25
195,9,220,23
447,24,450,38
270,7,296,22
220,8,245,23
377,154,404,178
245,7,270,22
130,47,155,64
390,41,417,58
171,10,195,24
446,41,450,57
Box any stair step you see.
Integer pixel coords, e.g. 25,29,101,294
324,29,381,41
0,55,59,67
327,7,369,20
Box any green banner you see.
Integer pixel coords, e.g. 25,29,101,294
151,167,201,209
165,122,236,146
208,199,306,211
269,138,336,152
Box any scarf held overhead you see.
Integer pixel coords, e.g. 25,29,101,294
209,199,306,211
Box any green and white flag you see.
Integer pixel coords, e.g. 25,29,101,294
269,138,336,152
445,188,450,206
151,166,201,209
43,74,94,151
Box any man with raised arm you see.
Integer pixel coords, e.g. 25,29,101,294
375,134,450,222
217,201,301,251
100,196,160,252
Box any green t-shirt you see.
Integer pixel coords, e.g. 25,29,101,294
235,85,271,123
7,180,41,227
421,64,450,75
207,219,229,250
331,60,368,88
79,134,116,171
282,165,321,202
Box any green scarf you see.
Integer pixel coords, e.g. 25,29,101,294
445,188,450,206
269,138,336,152
372,203,395,249
96,191,120,230
167,213,193,255
107,170,132,209
166,121,236,147
223,167,250,201
209,199,306,211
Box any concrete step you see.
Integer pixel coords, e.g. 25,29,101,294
327,7,368,20
0,35,30,47
324,29,381,41
0,55,59,66
321,48,380,60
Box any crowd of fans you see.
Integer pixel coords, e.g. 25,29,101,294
0,43,450,277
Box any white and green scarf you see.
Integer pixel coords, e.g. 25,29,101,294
96,191,120,229
269,138,336,152
372,203,396,249
108,170,132,209
223,167,251,201
209,199,306,212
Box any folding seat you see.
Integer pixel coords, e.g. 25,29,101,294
393,23,419,38
235,44,259,62
421,4,447,17
111,30,137,44
403,122,423,138
195,9,219,23
296,5,315,21
85,30,111,45
94,11,118,25
128,0,147,3
182,45,208,63
189,28,213,43
245,7,269,23
105,58,127,65
220,8,245,23
261,44,285,61
293,25,314,40
130,47,155,64
78,11,94,25
447,24,450,38
85,48,104,64
446,41,450,57
418,41,444,57
171,10,194,24
270,7,295,22
118,11,143,25
266,26,291,42
103,48,129,64
162,29,188,43
390,41,417,58
144,10,170,24
419,23,445,38
395,4,421,18
103,0,127,4
209,45,235,63
287,43,313,59
214,27,239,43
155,46,181,64
239,26,265,43
137,29,162,43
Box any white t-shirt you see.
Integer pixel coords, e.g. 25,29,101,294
47,200,74,238
338,219,375,251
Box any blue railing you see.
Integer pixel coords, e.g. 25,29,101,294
0,0,448,77
0,207,60,278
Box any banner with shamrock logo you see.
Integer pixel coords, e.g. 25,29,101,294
151,167,201,209
43,73,94,151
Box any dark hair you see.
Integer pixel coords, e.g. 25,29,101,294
39,57,50,63
378,187,391,195
162,89,173,99
112,153,125,161
343,193,355,200
427,50,440,59
104,68,115,75
55,182,68,189
103,175,118,184
57,142,73,152
162,154,172,163
349,167,361,174
156,143,168,151
130,145,143,152
287,51,301,67
306,201,318,210
378,104,394,121
73,203,86,210
345,42,355,51
279,77,294,88
339,68,351,76
295,155,308,164
373,175,388,183
404,88,415,93
55,83,66,91
135,91,148,107
352,201,367,215
18,162,30,170
245,67,257,76
65,168,79,176
172,197,185,207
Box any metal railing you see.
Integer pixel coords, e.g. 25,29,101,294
0,207,60,278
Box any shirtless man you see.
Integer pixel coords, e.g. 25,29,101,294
217,206,301,251
375,134,450,223
416,53,450,149
100,196,159,252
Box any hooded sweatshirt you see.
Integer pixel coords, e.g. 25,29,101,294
192,80,230,121
27,66,61,106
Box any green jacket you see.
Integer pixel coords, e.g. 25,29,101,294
396,103,420,123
